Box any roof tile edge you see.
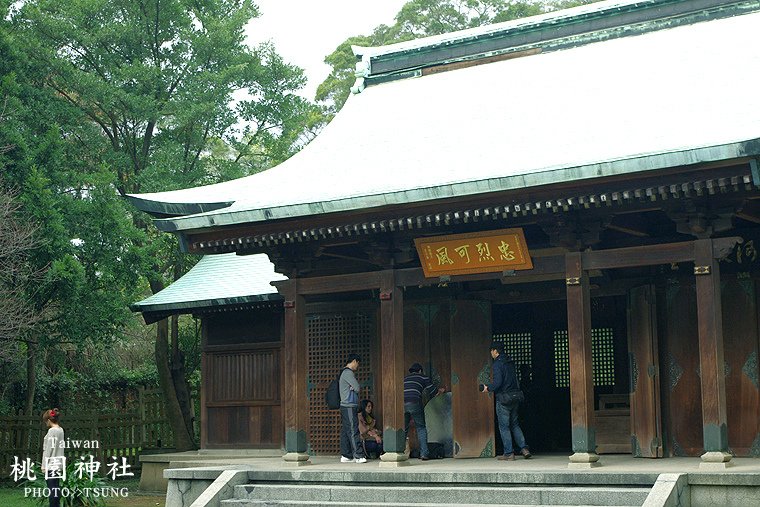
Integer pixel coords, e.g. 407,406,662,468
352,0,759,80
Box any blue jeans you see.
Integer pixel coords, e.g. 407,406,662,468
496,401,527,455
404,402,429,458
340,406,365,459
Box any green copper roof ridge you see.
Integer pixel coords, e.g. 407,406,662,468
127,194,234,217
353,0,758,79
153,138,760,233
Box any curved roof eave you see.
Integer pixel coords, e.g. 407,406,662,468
126,195,234,217
153,139,760,233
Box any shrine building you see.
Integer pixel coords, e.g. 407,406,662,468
131,0,760,468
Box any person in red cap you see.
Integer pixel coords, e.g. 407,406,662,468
403,363,444,460
41,408,65,507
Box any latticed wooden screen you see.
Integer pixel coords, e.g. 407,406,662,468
553,328,616,387
307,311,374,455
492,332,533,382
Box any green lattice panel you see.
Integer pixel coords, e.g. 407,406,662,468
553,328,616,388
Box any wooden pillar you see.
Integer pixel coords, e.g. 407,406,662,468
565,252,600,468
694,239,732,468
199,320,208,450
279,279,310,464
379,270,408,465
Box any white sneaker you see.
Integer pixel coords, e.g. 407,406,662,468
355,457,367,464
340,456,352,463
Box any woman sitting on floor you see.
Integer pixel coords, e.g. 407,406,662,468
358,399,383,459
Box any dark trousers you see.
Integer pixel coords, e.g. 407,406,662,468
46,478,61,507
340,406,365,459
364,439,383,458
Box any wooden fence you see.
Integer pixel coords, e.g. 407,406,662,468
0,388,189,476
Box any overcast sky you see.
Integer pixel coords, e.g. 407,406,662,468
245,1,408,100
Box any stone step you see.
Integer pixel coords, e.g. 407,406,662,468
226,483,650,506
222,501,633,507
221,501,611,507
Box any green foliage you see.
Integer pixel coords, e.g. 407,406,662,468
317,0,600,112
16,0,323,195
316,25,411,114
1,0,320,418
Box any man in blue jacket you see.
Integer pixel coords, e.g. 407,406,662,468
339,353,367,463
482,342,531,461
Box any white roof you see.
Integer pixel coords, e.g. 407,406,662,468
132,253,286,314
132,9,760,232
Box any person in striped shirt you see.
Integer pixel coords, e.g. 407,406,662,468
403,363,444,460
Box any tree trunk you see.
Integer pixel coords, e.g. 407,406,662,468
155,317,196,451
24,341,36,416
170,314,195,440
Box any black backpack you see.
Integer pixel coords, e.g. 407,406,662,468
325,369,346,410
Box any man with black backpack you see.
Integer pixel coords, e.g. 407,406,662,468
481,342,531,461
338,353,367,464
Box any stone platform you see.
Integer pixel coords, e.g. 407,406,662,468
157,454,760,507
138,449,281,493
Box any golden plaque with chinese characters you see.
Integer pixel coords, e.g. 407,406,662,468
414,228,533,278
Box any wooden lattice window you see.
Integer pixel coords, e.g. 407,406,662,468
492,332,532,382
592,327,616,386
553,328,616,388
307,312,374,455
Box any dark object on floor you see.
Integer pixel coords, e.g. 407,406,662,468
428,442,445,459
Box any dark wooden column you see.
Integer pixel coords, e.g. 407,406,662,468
694,239,732,467
379,270,408,465
565,252,600,467
279,279,310,464
200,320,209,449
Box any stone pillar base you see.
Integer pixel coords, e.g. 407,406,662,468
282,452,310,466
379,452,409,467
699,451,732,469
568,452,601,469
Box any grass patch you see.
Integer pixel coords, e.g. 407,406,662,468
0,485,36,507
0,476,165,507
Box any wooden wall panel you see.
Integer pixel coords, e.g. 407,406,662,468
207,406,248,445
660,282,703,456
204,346,282,448
402,302,451,453
206,406,281,447
450,300,494,458
208,349,280,403
402,303,450,387
627,285,663,457
723,279,760,456
430,303,452,392
403,305,428,371
206,307,281,346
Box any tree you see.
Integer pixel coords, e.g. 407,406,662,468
317,0,598,113
0,187,45,360
10,0,321,448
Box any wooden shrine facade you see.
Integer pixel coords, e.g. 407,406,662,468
129,2,760,467
170,160,760,468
